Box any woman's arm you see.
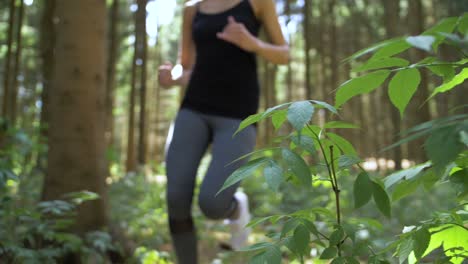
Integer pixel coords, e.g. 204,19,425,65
216,0,289,65
158,2,197,88
254,0,289,65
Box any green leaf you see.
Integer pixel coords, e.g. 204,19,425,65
458,13,468,34
354,57,409,72
388,68,421,117
398,238,415,264
425,125,464,172
264,160,283,192
338,155,361,168
329,226,345,246
320,247,338,259
354,172,373,208
450,169,468,198
236,113,263,135
282,148,311,186
239,242,272,252
247,216,283,228
370,39,412,60
421,224,468,263
384,163,431,189
300,219,320,237
343,38,404,62
287,101,315,131
331,257,346,264
218,158,270,194
264,245,282,264
406,36,436,52
372,182,391,217
249,252,266,264
424,17,458,35
324,121,360,129
423,17,459,50
293,224,310,255
426,63,456,81
460,131,468,147
392,179,421,201
271,109,288,130
281,218,299,238
413,227,431,259
310,100,338,114
335,70,391,108
345,256,360,264
65,191,100,205
291,135,316,155
430,68,468,98
327,133,357,155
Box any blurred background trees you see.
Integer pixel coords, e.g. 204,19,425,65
0,0,466,262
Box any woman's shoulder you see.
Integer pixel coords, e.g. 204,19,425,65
183,0,202,18
249,0,275,18
184,0,202,9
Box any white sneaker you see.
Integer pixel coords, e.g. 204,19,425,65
225,191,252,250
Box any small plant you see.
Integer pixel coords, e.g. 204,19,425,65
0,128,115,263
221,13,468,263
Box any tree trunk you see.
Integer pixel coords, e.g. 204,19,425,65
126,6,139,172
43,0,109,233
406,0,431,163
10,0,25,126
303,0,313,99
328,0,338,93
383,0,403,170
2,0,16,122
137,0,148,165
38,0,56,174
105,0,120,150
284,0,293,102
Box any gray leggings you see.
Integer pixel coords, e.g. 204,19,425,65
165,108,256,264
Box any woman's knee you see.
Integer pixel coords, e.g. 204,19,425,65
198,191,233,220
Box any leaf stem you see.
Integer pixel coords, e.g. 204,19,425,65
330,146,342,257
306,125,336,190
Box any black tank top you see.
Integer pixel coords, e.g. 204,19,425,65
181,0,261,119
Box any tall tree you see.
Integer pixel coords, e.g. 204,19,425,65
303,0,313,99
406,0,431,163
105,0,120,149
2,0,16,122
38,0,56,172
383,0,403,170
284,0,293,102
10,0,25,125
137,0,148,165
126,3,140,172
43,0,109,234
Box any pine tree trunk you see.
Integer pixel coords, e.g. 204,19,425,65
43,0,109,233
2,0,16,122
284,0,293,102
37,0,56,174
10,0,25,126
383,0,403,170
137,0,148,165
126,6,139,172
407,0,431,163
105,0,120,150
303,0,313,99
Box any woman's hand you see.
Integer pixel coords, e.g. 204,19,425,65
217,16,260,52
158,62,175,88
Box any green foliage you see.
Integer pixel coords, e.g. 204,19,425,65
0,128,114,263
223,13,468,263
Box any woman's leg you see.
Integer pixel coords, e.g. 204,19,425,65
166,109,211,264
198,115,256,220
